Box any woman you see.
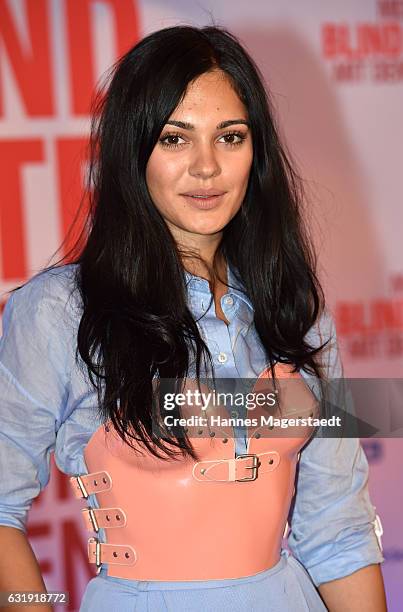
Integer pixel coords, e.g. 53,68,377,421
0,25,386,611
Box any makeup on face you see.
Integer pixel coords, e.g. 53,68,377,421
145,70,253,248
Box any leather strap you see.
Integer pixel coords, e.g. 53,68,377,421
81,507,127,532
193,451,280,482
69,471,112,498
88,537,137,571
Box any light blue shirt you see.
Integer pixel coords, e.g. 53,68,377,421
0,262,383,588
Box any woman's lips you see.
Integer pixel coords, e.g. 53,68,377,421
181,193,225,209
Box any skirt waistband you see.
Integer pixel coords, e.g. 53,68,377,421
97,549,291,592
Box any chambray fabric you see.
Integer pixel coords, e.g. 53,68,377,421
0,262,383,611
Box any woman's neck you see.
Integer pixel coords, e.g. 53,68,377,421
184,252,227,286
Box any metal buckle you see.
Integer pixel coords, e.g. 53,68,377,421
94,538,102,574
235,453,261,482
87,507,99,533
75,475,89,499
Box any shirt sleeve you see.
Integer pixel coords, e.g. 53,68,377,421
0,269,75,533
287,309,384,586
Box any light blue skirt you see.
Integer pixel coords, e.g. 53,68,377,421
79,549,327,611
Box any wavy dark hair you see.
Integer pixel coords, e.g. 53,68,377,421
12,25,330,461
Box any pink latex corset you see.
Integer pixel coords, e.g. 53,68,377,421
70,363,319,581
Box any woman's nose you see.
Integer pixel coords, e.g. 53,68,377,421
188,144,221,179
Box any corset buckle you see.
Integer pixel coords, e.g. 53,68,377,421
235,453,261,481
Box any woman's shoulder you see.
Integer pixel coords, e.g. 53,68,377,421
304,307,342,379
8,263,80,309
0,264,82,401
304,307,337,347
2,263,82,337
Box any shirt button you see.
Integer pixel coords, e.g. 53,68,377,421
224,296,233,306
231,410,238,418
218,352,228,363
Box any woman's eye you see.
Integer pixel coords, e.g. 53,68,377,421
219,132,246,146
158,131,247,149
158,134,186,148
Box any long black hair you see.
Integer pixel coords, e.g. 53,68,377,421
12,25,330,461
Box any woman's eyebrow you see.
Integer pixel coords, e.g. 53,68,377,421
165,119,250,130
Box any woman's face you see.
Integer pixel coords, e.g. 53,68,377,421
146,70,253,248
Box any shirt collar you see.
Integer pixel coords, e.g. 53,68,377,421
184,260,253,313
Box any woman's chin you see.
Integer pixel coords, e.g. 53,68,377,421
182,222,228,236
